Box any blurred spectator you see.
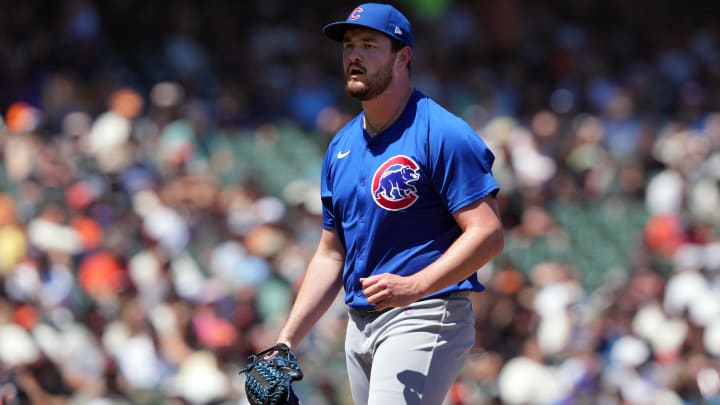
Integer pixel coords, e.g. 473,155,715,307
1,1,719,404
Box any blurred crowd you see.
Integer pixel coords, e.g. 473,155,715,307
1,0,720,404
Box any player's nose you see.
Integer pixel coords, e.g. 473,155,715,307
346,56,361,68
344,47,363,62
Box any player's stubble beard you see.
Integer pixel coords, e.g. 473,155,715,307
344,54,395,101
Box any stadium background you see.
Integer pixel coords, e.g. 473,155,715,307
1,0,720,403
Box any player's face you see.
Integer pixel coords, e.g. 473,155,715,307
342,28,397,101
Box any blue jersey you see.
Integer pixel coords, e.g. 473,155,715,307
321,90,499,310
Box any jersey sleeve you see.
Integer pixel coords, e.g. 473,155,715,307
320,146,336,230
428,119,499,214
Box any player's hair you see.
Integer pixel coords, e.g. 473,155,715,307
390,38,411,74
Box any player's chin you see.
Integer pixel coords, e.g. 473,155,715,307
345,79,365,90
345,81,369,99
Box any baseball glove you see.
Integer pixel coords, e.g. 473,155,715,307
239,343,303,405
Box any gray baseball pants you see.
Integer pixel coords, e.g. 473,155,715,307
345,292,475,405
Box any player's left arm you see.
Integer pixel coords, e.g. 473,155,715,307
361,194,503,309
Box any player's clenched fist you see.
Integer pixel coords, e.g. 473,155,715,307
360,273,424,310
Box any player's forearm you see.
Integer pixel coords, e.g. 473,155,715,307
414,222,503,295
412,196,504,295
277,253,344,348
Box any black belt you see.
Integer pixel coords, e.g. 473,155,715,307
351,291,470,317
352,306,393,317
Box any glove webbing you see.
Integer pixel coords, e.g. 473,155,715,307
245,362,295,405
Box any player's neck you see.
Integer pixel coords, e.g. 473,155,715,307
362,83,413,137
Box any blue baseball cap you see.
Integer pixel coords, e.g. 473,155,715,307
323,3,414,48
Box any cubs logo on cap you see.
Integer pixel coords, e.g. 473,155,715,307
349,7,363,20
323,3,414,48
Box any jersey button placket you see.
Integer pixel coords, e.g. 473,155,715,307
358,178,367,264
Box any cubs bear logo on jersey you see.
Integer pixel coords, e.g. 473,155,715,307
372,155,420,211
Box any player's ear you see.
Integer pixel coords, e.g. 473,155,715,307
396,47,412,68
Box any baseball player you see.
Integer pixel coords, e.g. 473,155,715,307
276,3,504,404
